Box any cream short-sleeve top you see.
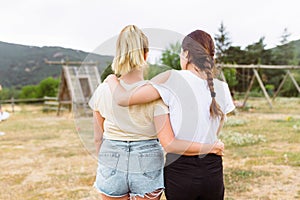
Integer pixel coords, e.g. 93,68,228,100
89,80,169,141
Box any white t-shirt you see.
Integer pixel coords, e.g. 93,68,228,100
89,80,169,141
153,70,235,144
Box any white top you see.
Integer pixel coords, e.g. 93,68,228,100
153,70,235,144
89,80,169,141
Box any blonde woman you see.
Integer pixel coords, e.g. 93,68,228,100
89,25,224,200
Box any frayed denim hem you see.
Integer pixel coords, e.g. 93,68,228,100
129,188,164,200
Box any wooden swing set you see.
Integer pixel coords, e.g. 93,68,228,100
46,60,100,116
218,64,300,109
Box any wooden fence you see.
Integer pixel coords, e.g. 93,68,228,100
0,96,69,115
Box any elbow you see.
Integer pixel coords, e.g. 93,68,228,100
161,141,178,154
163,147,176,153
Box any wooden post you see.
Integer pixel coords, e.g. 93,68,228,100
273,70,300,99
287,70,300,94
11,97,14,113
253,69,272,109
57,103,61,116
220,70,227,83
243,74,256,107
273,71,289,100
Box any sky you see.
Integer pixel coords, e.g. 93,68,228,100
1,0,300,53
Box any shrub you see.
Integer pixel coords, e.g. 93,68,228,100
19,85,39,99
37,77,59,97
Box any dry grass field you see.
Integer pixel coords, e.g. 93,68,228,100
0,97,299,200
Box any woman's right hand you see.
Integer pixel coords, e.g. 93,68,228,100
211,140,224,156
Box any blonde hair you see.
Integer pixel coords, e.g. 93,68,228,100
112,25,149,75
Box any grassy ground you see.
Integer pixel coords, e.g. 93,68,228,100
0,97,299,200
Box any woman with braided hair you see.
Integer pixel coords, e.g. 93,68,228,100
106,29,235,199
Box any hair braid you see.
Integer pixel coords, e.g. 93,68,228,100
203,58,224,119
182,30,224,119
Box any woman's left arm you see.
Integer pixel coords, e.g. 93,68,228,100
93,111,104,156
154,114,224,156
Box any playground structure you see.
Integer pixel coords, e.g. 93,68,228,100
218,64,300,109
46,60,101,116
57,65,100,116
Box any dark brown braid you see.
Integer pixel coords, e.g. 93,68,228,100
182,30,224,119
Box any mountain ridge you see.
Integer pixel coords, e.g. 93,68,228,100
1,39,300,88
0,41,113,88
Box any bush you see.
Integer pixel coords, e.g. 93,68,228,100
37,77,59,98
223,68,238,88
0,87,20,100
265,84,275,96
160,42,181,70
19,85,39,99
18,77,59,99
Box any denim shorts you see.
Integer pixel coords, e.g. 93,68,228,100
93,138,165,198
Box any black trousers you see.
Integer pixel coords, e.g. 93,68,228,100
164,153,224,200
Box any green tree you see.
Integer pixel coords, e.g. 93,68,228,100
223,46,247,64
19,85,39,99
244,37,267,64
271,28,295,65
0,87,20,100
160,42,181,70
223,68,238,89
37,77,59,97
280,28,291,45
214,22,231,63
100,63,114,82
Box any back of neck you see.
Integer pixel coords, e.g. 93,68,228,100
120,69,144,84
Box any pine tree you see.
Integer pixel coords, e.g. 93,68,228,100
271,28,295,65
280,28,291,45
214,22,231,63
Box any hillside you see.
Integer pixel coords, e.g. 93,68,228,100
269,39,300,63
1,39,300,89
0,41,113,88
292,39,300,60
